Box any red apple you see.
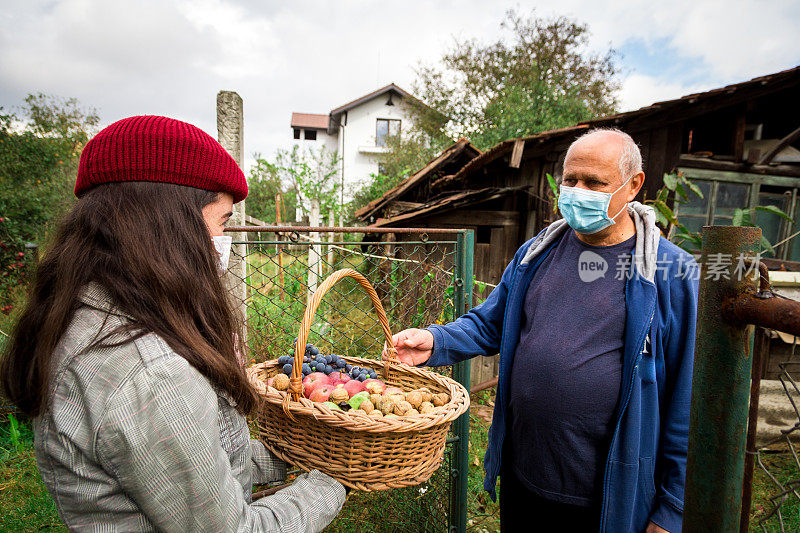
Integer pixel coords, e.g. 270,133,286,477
309,385,332,403
328,371,351,385
303,373,330,398
343,380,366,397
363,379,386,395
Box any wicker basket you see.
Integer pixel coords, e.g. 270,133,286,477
247,268,470,491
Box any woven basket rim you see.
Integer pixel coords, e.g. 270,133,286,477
248,356,470,434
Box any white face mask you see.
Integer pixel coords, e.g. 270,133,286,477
211,235,232,271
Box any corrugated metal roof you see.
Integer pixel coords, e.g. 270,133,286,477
290,113,330,130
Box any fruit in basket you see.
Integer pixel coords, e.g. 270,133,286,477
369,410,383,418
282,363,293,375
363,379,386,395
419,401,434,414
302,373,330,398
432,393,449,407
330,387,349,403
329,371,351,385
369,393,383,408
309,385,333,403
348,391,369,410
273,373,290,391
322,401,340,410
405,391,423,409
359,399,375,414
416,387,433,404
343,380,366,397
301,363,311,375
383,386,403,397
394,400,413,416
380,397,396,416
384,413,399,419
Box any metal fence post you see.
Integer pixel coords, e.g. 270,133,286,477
683,226,761,532
451,229,473,533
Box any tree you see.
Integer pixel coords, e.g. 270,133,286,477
407,9,620,151
246,145,340,224
0,94,99,319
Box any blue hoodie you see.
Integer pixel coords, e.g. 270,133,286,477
426,202,698,533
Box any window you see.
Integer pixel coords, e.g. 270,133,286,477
675,168,800,260
304,129,317,141
293,128,301,140
476,226,492,244
376,119,401,147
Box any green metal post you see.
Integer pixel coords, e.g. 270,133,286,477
683,226,761,532
450,230,473,533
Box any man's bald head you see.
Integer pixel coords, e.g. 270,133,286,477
564,128,643,185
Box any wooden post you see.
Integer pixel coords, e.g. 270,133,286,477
216,91,248,345
308,199,320,296
328,208,335,269
276,193,285,301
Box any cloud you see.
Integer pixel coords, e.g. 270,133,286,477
0,0,798,173
618,73,709,112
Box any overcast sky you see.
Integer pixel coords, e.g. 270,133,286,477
2,0,799,172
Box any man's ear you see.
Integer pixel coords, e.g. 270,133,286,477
628,171,645,201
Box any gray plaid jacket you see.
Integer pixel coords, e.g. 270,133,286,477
33,284,345,532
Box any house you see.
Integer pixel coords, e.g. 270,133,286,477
290,83,426,202
357,65,800,385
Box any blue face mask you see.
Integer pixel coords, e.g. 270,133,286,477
558,176,631,235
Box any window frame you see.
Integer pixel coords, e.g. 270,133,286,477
676,167,800,260
376,118,401,147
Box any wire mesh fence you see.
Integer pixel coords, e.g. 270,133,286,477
226,226,471,532
750,359,800,532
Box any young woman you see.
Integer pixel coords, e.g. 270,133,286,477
0,115,345,532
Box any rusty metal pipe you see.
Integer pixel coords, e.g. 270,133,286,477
722,292,800,336
470,376,498,394
739,326,769,533
684,226,762,533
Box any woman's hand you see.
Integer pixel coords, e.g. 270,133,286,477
386,328,434,366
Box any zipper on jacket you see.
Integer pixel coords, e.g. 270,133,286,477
598,306,655,532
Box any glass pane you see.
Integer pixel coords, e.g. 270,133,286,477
376,119,389,147
713,216,734,226
713,182,750,218
680,216,706,235
791,202,800,262
757,191,790,251
388,119,401,137
677,179,711,216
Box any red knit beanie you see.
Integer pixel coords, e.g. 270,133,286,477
75,115,248,202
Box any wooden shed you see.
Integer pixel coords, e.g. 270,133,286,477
357,65,800,385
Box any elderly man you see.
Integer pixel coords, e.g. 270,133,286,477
392,129,698,532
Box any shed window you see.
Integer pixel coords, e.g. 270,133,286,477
675,168,800,260
476,226,492,244
293,128,301,139
304,129,317,141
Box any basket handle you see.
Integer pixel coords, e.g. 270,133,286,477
286,268,400,405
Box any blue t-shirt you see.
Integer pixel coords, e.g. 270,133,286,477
507,230,636,507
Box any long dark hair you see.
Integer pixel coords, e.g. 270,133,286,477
0,181,258,416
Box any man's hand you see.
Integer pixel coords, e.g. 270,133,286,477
646,522,669,533
387,328,434,366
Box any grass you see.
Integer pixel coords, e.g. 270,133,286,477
749,450,800,532
0,414,66,532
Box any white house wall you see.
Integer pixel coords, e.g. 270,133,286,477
341,96,413,198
